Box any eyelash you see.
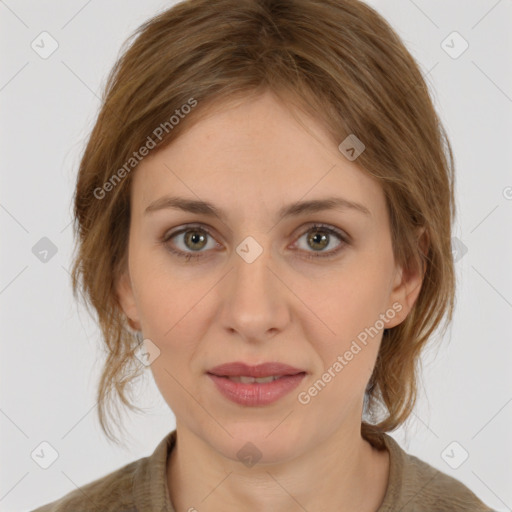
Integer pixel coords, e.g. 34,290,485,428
161,223,349,262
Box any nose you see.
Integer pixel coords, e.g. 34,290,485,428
218,239,291,343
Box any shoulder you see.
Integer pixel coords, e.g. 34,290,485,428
30,430,177,512
378,434,496,512
30,458,141,512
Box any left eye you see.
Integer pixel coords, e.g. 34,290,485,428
293,224,347,259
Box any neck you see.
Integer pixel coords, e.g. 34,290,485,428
166,422,390,512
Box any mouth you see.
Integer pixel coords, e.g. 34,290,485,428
213,374,304,384
206,362,307,406
207,361,307,378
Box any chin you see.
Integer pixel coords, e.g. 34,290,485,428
204,420,307,465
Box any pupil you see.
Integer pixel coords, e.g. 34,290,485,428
309,231,328,251
187,231,206,250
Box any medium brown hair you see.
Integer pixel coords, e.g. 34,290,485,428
71,0,456,448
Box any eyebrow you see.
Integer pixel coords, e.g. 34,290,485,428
144,195,371,220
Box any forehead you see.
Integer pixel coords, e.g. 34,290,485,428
131,91,385,219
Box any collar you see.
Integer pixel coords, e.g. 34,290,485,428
131,429,177,512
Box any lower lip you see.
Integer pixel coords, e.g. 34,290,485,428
207,373,306,406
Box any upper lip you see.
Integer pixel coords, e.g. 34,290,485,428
207,362,306,378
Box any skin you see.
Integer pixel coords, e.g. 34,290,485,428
116,90,424,511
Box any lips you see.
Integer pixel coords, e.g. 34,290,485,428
207,368,306,407
207,361,306,379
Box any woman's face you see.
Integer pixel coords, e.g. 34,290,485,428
116,90,422,462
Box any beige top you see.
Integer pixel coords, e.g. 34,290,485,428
32,429,496,512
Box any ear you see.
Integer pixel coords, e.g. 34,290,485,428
115,269,142,332
385,227,428,329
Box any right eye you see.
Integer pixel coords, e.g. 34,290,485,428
161,224,221,261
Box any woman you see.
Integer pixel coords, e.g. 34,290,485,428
33,0,496,510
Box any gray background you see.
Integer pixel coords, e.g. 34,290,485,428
1,1,511,510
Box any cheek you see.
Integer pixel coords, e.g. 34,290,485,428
130,240,202,332
298,283,383,416
311,255,392,342
135,268,209,411
299,252,394,401
130,252,221,382
137,277,205,345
